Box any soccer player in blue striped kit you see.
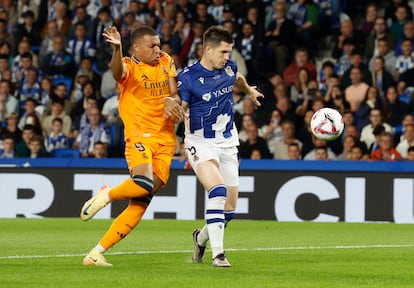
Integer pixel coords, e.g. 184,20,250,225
177,25,263,267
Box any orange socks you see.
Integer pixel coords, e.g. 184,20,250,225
109,178,151,201
99,200,148,250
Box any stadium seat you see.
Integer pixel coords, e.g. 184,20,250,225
52,148,80,158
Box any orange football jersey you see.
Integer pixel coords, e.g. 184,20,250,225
117,52,177,146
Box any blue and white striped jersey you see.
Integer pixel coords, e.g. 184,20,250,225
178,60,239,147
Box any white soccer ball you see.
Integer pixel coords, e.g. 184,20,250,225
310,108,344,141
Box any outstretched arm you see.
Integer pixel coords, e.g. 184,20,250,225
102,26,125,81
234,72,264,106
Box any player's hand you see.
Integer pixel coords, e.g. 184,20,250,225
164,97,187,122
248,86,264,106
102,26,122,48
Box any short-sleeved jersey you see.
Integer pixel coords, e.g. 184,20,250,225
117,52,177,146
177,60,239,147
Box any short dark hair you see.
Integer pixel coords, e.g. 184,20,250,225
203,25,233,47
131,26,158,44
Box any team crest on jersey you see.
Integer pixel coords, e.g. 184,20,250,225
225,66,234,77
202,92,211,102
162,66,168,76
198,77,204,84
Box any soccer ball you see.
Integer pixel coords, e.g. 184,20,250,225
310,108,344,141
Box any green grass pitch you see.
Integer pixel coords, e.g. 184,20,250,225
0,218,413,288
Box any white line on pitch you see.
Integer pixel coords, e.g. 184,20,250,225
0,244,413,260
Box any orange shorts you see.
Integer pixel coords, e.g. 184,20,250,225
124,138,175,185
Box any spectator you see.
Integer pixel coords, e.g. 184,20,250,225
290,67,310,104
406,145,414,160
234,20,268,85
340,51,372,90
371,56,396,99
336,38,355,77
91,140,107,158
384,0,413,25
355,86,383,131
260,109,283,155
0,18,14,52
70,69,92,106
44,82,72,116
101,87,119,126
358,3,379,37
327,85,350,116
394,38,414,81
44,117,69,153
273,119,302,160
370,131,401,161
15,123,35,157
238,113,254,143
11,39,39,75
66,22,96,66
303,136,337,160
332,19,364,59
68,5,94,40
389,4,410,43
319,61,336,97
92,7,114,72
193,1,217,30
17,97,39,130
41,34,76,78
15,10,41,49
383,86,409,127
396,123,414,158
72,106,110,158
349,143,366,160
239,122,272,159
100,60,117,99
42,98,72,137
250,148,262,160
264,1,296,75
15,67,41,106
39,20,64,67
395,22,414,57
287,142,302,160
71,95,99,139
360,108,394,150
0,134,16,158
0,80,18,122
38,76,53,114
287,0,319,58
222,21,247,77
368,38,396,76
28,134,50,158
364,16,396,61
336,135,357,160
344,66,370,112
0,112,22,143
315,146,329,160
282,47,317,88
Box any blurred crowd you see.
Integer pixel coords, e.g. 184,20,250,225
0,0,414,162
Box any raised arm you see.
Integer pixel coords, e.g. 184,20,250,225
102,26,126,81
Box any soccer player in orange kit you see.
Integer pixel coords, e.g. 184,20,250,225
80,25,186,266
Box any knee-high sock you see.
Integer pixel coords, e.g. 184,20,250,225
197,210,235,246
99,199,148,250
205,185,226,259
109,177,151,200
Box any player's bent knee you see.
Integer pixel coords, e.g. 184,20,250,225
132,175,154,194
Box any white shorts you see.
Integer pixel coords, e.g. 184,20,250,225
184,138,239,187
